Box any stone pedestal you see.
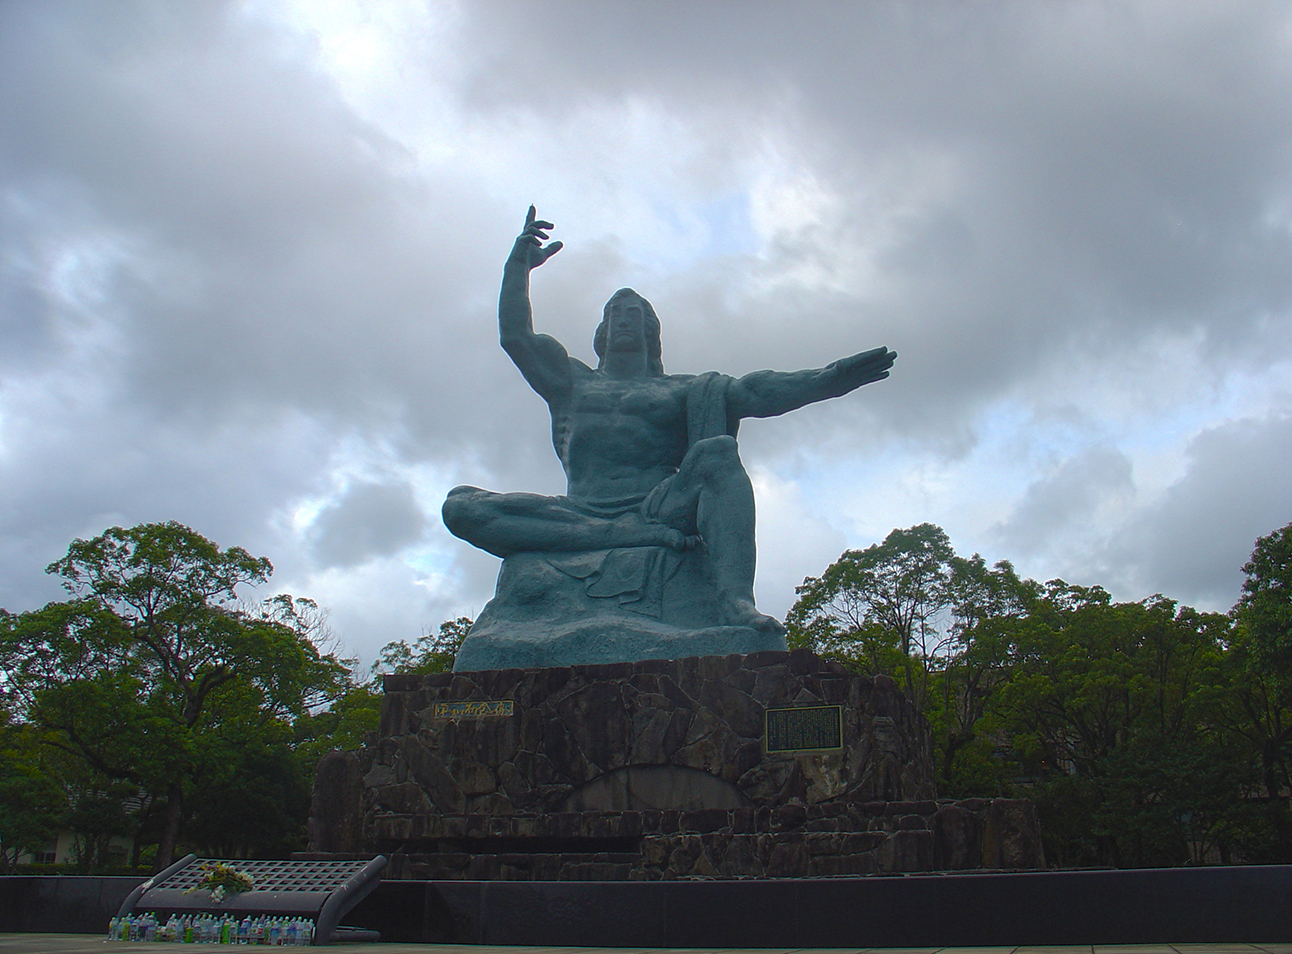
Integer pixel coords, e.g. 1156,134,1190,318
309,650,1045,878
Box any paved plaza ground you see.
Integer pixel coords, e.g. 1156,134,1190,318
0,938,1289,954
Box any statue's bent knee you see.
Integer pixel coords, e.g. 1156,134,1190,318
686,434,744,481
442,485,484,539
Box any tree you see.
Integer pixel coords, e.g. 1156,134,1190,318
374,617,473,676
1236,522,1292,668
996,585,1236,866
787,522,1292,866
184,737,312,859
293,617,474,773
1216,522,1292,860
927,555,1036,793
2,522,347,869
291,668,383,769
63,783,137,871
1231,522,1292,798
788,524,955,707
0,714,66,872
788,526,1031,791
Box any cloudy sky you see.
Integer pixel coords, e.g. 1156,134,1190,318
3,0,1291,665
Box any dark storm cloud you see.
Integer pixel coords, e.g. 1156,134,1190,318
2,0,1291,657
0,0,521,451
1111,413,1292,610
994,446,1135,556
452,1,1292,431
309,481,427,569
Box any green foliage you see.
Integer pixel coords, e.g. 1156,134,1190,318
374,616,472,676
788,530,1030,794
63,783,137,871
0,716,66,872
1237,522,1292,668
2,522,348,870
792,520,1292,867
1227,522,1292,818
929,555,1035,794
997,588,1239,866
291,676,383,767
184,740,312,858
292,617,474,770
788,523,955,707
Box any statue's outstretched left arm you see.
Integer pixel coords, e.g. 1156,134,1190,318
727,346,896,420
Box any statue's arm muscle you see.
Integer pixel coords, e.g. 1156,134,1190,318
498,209,571,403
727,346,896,420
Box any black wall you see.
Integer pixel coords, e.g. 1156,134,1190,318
5,867,1291,945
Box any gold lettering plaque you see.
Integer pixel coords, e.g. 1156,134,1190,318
433,699,514,720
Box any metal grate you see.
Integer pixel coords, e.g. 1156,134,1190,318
116,854,386,945
162,858,373,893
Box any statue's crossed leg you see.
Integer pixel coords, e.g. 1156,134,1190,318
443,435,782,636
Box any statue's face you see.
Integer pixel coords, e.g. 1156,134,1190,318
606,295,647,353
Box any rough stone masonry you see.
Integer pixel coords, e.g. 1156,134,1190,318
309,650,1044,879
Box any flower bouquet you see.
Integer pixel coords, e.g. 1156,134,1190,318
184,862,254,903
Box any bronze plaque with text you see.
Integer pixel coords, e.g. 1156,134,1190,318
764,705,843,753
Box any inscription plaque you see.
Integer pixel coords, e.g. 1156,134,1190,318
764,705,843,753
433,699,514,720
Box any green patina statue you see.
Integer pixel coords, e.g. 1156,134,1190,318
444,207,896,671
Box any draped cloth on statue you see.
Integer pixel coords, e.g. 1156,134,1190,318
453,373,785,672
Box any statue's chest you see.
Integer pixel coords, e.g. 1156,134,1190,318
573,379,685,427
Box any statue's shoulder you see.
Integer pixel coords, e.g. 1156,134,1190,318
569,356,596,376
680,370,734,385
663,370,734,392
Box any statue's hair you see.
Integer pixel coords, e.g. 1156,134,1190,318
594,288,664,375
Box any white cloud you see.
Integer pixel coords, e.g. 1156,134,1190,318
2,0,1291,664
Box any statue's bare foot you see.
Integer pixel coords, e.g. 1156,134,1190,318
719,595,786,636
614,518,700,551
658,529,702,551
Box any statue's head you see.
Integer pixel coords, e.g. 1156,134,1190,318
594,288,663,374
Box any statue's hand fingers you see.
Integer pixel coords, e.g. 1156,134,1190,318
857,347,895,370
534,241,563,265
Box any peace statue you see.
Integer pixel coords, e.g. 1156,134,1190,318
445,208,896,671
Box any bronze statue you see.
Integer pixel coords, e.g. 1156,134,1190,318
445,208,895,670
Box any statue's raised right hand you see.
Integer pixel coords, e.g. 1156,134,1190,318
509,205,563,270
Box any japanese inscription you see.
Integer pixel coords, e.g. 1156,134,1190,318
765,705,843,753
433,699,515,721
